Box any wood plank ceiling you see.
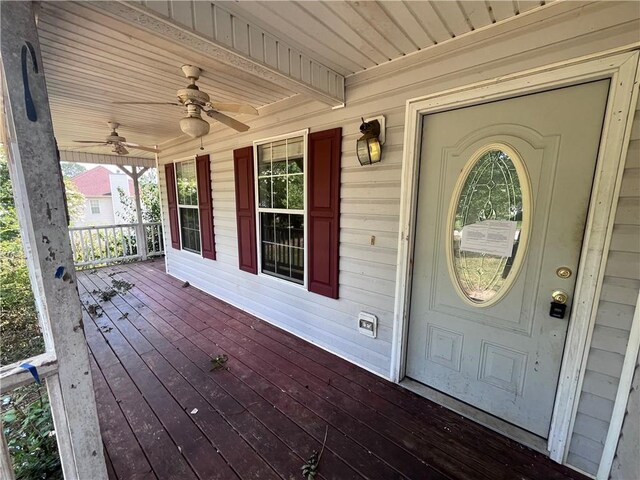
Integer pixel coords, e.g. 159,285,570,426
38,0,549,158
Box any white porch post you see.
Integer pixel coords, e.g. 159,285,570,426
119,165,149,260
132,166,147,260
0,2,107,479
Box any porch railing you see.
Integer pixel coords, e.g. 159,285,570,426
68,222,164,267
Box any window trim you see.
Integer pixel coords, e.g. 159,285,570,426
174,158,202,256
89,199,100,214
253,129,309,288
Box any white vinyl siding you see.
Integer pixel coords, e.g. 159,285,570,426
156,4,639,475
74,197,115,227
570,93,640,478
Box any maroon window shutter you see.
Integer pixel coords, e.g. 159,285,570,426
233,146,257,274
164,163,180,250
308,128,342,299
196,154,216,260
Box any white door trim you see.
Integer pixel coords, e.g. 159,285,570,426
391,48,639,467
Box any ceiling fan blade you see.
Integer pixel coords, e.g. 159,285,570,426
72,140,108,144
121,142,161,153
112,101,182,106
207,102,258,115
204,110,250,132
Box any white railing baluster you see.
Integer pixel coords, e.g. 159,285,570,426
67,223,164,268
104,227,110,260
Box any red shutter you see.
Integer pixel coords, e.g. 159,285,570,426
164,163,180,250
196,154,216,260
308,128,342,299
233,146,257,274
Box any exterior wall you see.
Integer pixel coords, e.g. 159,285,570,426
156,2,639,475
109,173,131,223
76,196,115,226
568,93,640,475
611,351,640,480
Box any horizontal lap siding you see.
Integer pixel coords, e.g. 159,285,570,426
568,96,640,477
158,110,406,376
609,101,640,480
157,0,639,433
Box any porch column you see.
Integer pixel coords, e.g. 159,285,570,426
1,2,107,479
119,165,149,260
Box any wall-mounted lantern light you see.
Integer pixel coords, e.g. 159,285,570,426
357,115,385,166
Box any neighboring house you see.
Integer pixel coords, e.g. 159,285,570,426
70,166,134,226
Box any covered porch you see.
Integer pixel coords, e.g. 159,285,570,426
79,259,585,480
1,1,639,479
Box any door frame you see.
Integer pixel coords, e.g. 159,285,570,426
391,48,639,464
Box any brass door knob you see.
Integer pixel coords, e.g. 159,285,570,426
552,290,569,304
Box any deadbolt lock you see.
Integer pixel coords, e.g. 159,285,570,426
556,267,572,279
551,290,569,305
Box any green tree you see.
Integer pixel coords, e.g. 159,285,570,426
117,169,160,223
63,178,85,226
60,162,86,178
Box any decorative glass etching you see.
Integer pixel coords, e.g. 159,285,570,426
450,147,528,305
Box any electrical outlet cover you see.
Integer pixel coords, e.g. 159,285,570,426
358,312,377,338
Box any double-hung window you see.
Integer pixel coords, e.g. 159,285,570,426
90,199,100,214
175,159,201,254
256,134,306,284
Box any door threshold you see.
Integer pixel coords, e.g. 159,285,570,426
400,378,549,455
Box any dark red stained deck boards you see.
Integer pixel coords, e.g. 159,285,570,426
80,260,589,480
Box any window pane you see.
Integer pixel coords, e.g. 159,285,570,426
274,213,290,244
290,247,304,283
287,137,304,159
272,140,287,165
259,213,304,284
288,174,303,210
288,157,303,174
290,214,304,247
176,160,197,206
180,208,200,253
257,144,271,176
272,159,287,176
258,177,271,208
261,213,275,243
272,176,287,209
451,148,526,305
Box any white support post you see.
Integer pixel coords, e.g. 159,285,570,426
118,165,149,260
0,2,107,479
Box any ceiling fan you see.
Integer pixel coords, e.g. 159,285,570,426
72,122,160,156
114,65,258,138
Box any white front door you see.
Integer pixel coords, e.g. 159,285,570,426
405,80,610,438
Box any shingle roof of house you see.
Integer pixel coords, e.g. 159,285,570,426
70,166,134,197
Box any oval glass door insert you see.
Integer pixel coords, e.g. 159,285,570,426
448,144,530,306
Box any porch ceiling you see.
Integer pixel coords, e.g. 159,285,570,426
38,0,552,158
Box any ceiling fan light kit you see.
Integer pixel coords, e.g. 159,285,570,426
180,113,211,138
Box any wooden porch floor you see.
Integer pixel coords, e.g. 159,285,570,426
77,260,588,480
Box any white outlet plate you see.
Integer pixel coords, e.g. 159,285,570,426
358,312,377,338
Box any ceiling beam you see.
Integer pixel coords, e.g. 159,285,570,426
59,150,156,168
81,1,345,107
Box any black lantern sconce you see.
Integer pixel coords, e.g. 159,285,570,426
357,115,385,166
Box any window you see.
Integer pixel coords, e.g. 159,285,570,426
175,160,201,254
90,199,100,214
255,134,306,284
